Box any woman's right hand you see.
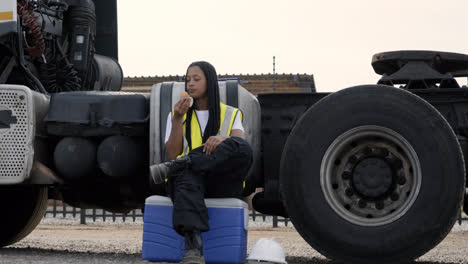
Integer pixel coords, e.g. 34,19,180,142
173,97,192,121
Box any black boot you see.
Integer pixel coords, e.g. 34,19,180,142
181,230,205,264
149,155,191,184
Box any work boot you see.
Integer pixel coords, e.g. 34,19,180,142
149,155,191,184
181,230,205,264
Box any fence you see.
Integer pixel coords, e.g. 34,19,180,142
45,200,143,224
457,212,468,225
45,200,468,227
44,200,290,227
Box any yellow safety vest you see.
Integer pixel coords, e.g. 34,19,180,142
176,102,242,158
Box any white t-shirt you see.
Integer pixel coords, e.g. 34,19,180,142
164,110,244,143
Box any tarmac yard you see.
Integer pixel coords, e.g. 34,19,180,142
1,219,468,264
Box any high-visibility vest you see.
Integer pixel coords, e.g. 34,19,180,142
176,102,242,158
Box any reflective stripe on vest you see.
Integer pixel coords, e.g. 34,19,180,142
177,103,240,158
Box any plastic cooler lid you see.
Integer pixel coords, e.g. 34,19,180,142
145,195,248,209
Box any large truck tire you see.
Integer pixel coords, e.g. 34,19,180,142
0,185,48,247
280,85,465,264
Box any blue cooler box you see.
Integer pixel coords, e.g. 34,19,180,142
142,195,248,264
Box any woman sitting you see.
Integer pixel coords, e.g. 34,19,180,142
150,61,252,264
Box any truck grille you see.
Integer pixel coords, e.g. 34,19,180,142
0,86,34,183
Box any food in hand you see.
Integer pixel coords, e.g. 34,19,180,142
180,91,193,107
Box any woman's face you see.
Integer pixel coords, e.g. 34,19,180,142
186,66,207,100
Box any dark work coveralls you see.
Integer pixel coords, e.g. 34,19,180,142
167,136,253,235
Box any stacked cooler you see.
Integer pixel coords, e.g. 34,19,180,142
142,195,248,264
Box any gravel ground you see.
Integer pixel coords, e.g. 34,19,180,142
1,215,468,264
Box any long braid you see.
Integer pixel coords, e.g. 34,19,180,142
184,61,220,151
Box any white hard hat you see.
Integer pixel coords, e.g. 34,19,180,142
247,238,287,264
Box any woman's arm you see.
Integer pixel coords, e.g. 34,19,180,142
165,97,191,160
203,129,244,155
230,129,244,139
165,116,184,160
203,111,245,154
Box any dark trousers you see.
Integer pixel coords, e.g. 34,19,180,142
167,137,253,235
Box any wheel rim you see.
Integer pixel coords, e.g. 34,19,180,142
320,125,422,226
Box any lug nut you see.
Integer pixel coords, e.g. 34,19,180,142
363,147,373,155
342,171,351,180
345,188,354,197
398,176,406,185
392,159,403,169
381,149,389,157
358,200,367,208
376,202,384,210
391,193,399,201
349,155,358,164
375,148,389,157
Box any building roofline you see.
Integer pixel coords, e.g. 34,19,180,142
123,73,314,83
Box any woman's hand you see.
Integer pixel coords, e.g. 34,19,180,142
203,136,228,155
173,97,192,120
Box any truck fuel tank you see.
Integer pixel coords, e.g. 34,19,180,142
44,91,149,137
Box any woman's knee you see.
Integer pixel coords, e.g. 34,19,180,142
223,137,252,155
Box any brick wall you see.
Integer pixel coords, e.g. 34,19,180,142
122,73,315,95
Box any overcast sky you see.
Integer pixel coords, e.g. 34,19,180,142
117,0,468,92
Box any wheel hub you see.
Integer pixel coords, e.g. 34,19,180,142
353,158,392,198
320,125,421,227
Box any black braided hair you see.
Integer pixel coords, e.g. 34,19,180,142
184,61,220,150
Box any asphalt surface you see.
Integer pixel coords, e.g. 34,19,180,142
1,217,467,264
